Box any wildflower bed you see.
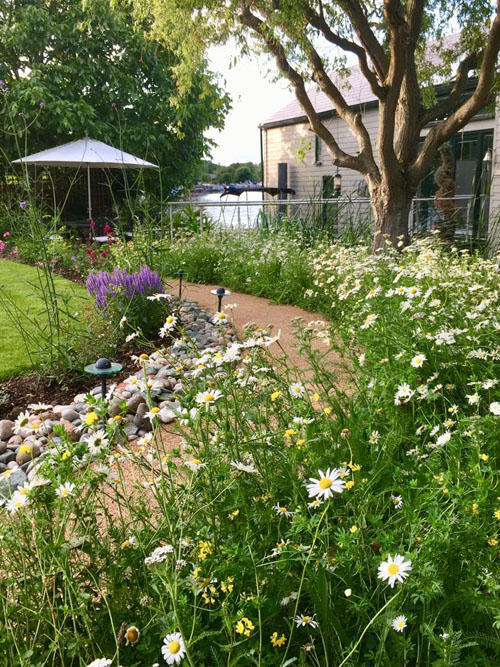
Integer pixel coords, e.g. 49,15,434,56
1,238,500,665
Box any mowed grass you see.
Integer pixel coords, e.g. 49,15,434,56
0,260,90,379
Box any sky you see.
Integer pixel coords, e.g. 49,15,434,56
205,43,294,165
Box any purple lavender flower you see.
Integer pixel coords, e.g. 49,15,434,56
19,201,27,209
87,266,162,311
39,101,45,108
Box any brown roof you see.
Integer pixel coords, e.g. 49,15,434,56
261,34,462,127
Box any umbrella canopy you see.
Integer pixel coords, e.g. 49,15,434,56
12,137,158,169
12,138,158,222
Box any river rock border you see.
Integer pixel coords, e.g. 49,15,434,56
0,299,235,497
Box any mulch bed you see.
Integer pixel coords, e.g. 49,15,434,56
0,343,144,421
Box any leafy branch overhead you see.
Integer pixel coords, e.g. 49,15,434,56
139,0,500,247
0,0,230,191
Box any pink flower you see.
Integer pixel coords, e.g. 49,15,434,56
89,220,96,229
0,242,5,252
3,231,10,238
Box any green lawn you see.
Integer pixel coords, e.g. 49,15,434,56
0,260,90,379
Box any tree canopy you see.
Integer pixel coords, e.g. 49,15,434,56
0,0,230,192
137,0,500,247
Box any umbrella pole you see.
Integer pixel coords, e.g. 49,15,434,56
87,165,92,222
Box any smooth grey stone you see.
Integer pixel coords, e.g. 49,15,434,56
0,463,7,473
159,410,176,424
126,393,146,414
108,398,122,418
0,441,7,454
8,435,22,446
124,424,138,437
0,451,15,464
61,408,80,422
7,461,19,470
0,420,14,441
0,468,27,496
90,386,102,396
16,443,41,465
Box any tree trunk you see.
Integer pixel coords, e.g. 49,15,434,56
370,184,414,251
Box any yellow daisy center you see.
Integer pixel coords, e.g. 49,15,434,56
61,489,70,496
168,640,181,654
302,616,311,623
279,507,288,513
151,407,160,414
319,478,332,489
204,394,214,402
192,459,201,465
14,500,23,508
387,563,399,575
397,621,404,627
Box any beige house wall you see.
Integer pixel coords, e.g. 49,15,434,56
263,112,498,221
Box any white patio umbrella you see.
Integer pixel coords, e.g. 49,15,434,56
12,137,159,220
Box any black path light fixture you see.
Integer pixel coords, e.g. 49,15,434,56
177,269,185,300
211,286,232,312
84,357,123,401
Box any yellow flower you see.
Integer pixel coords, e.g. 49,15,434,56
270,391,281,402
472,503,479,515
121,540,131,548
61,450,71,461
348,461,361,472
350,525,358,533
284,428,297,439
18,444,31,456
494,509,500,520
346,480,355,490
480,453,489,462
228,509,240,521
312,392,320,402
323,406,332,415
85,412,98,426
139,353,149,360
221,577,234,593
235,617,255,637
113,415,122,422
488,538,499,546
270,632,287,647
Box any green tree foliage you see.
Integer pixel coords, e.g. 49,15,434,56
0,0,230,192
135,0,500,247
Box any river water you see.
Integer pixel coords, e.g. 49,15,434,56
189,192,266,229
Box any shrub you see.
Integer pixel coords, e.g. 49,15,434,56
86,265,166,337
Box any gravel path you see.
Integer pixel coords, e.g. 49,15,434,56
172,280,342,372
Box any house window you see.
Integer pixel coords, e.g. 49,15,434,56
315,136,322,164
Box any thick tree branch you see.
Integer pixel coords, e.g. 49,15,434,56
376,0,408,179
239,3,377,175
304,6,386,99
410,5,500,187
341,0,389,80
418,53,478,127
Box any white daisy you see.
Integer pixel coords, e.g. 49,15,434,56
305,468,345,499
212,312,228,325
377,554,412,588
273,503,295,518
369,430,380,443
87,430,109,456
146,293,170,301
13,410,31,434
392,615,407,632
55,482,76,498
391,494,403,509
28,403,52,412
6,491,28,513
289,382,305,398
159,315,178,337
125,331,139,342
195,389,223,407
86,660,112,667
411,354,426,368
295,614,319,628
230,460,257,473
185,458,206,472
489,402,500,416
161,632,186,664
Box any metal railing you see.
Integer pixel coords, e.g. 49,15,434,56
166,194,486,240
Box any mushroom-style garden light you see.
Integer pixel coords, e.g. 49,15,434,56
84,357,123,400
210,287,232,313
